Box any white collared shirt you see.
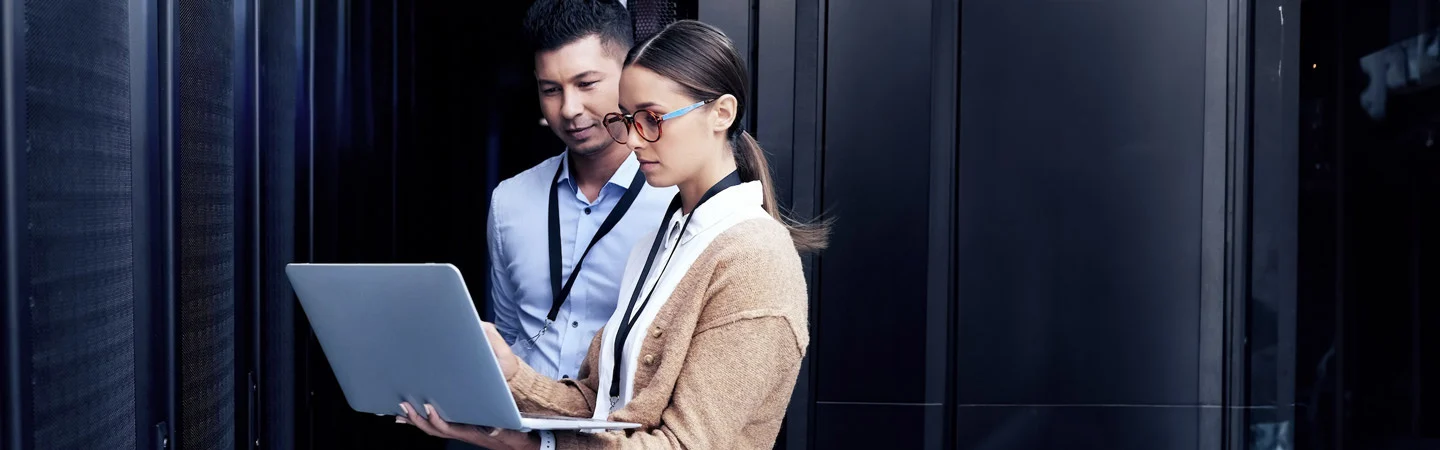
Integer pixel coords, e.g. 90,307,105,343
592,180,771,416
486,151,676,380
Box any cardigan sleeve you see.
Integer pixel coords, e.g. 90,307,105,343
508,326,606,418
552,233,810,449
556,316,803,449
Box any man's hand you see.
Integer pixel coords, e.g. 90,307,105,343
398,402,538,450
482,321,519,380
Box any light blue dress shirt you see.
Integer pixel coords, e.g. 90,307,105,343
486,151,675,380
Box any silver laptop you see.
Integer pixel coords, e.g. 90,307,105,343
285,263,638,431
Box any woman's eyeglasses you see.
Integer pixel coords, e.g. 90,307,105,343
604,99,715,144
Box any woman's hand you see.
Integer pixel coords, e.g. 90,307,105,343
398,402,538,450
481,321,518,380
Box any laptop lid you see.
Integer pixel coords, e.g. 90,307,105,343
285,263,525,429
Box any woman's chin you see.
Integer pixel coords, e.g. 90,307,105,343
641,172,676,188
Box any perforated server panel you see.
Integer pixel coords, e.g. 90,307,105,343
259,0,299,446
23,0,138,449
628,0,679,43
176,0,237,449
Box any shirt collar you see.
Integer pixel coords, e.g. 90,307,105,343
662,180,764,249
556,149,642,191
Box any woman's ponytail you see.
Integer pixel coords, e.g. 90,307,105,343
733,130,830,253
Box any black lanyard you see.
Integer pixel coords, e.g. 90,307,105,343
546,159,648,324
609,171,742,398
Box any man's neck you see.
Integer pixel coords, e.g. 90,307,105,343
569,144,629,203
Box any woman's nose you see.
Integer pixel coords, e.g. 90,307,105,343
627,127,646,151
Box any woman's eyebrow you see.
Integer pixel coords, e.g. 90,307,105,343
618,102,660,114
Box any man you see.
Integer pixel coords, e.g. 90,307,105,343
488,0,674,382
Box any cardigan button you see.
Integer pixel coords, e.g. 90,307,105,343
643,354,656,365
651,329,663,338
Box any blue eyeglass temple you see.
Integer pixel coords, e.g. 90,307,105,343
659,99,715,121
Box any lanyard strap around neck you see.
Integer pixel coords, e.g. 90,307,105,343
609,171,742,398
547,157,648,323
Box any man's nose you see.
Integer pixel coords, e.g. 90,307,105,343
560,91,584,119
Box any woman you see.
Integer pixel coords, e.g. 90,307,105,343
401,20,826,449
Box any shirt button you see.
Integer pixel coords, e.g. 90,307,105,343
643,354,656,365
562,375,570,379
584,207,592,215
571,321,579,328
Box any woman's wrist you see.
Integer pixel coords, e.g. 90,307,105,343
523,431,545,450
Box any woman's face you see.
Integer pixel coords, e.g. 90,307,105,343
616,66,727,188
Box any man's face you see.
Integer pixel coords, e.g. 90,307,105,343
534,35,624,156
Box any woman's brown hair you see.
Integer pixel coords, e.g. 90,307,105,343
625,20,830,252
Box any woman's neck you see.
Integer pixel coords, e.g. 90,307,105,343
678,157,739,215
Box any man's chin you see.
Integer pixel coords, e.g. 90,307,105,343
567,140,611,157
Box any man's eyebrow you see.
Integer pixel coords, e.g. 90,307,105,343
568,71,601,83
538,71,603,86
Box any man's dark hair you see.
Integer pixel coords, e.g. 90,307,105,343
523,0,634,56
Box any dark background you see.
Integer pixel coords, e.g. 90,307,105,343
2,0,1436,449
1295,0,1440,448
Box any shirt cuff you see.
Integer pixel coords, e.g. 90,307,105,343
538,430,556,450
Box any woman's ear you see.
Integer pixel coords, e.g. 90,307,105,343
711,94,739,133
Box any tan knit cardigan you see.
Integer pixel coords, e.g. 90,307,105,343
505,218,810,449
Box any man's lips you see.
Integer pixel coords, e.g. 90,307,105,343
565,124,596,139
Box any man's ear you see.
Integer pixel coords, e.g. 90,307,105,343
712,94,739,133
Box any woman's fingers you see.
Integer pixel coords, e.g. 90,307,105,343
399,401,520,449
423,404,503,445
401,402,445,438
482,322,509,352
481,322,519,379
423,404,455,435
402,401,522,447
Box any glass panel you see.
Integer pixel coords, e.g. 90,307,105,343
1291,1,1440,449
